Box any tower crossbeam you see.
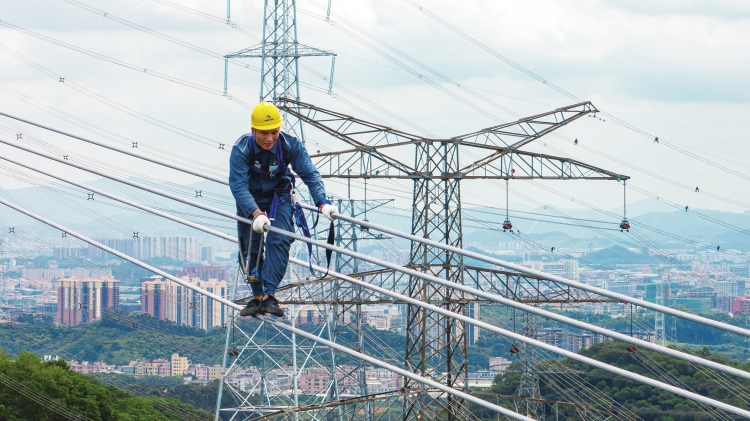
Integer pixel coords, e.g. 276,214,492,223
280,95,625,420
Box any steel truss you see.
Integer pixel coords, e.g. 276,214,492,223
277,96,625,421
279,98,625,181
220,1,340,419
5,196,750,420
224,0,334,142
11,139,750,419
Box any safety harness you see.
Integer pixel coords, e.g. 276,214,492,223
247,135,292,221
243,135,334,282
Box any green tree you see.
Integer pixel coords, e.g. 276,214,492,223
0,349,211,420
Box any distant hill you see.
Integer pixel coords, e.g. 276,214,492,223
0,350,211,420
487,342,750,421
1,179,749,253
583,245,662,268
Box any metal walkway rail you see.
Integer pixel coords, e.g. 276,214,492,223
3,150,750,384
0,197,534,421
301,202,750,339
2,194,750,418
1,134,748,340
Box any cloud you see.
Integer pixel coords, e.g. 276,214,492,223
0,0,749,221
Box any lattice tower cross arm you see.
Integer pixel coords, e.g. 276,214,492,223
278,98,628,181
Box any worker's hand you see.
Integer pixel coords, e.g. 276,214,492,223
252,212,270,233
318,203,338,222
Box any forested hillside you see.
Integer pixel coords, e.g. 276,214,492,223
488,342,750,421
0,350,212,420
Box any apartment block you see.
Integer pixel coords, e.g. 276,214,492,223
57,276,119,326
141,276,167,320
131,358,172,377
171,353,189,376
187,364,222,381
732,296,750,315
88,235,201,262
142,277,229,329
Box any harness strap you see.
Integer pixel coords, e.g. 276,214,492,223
323,220,334,278
293,202,315,274
244,135,334,278
268,186,291,220
293,201,335,278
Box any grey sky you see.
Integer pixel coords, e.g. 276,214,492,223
0,0,749,227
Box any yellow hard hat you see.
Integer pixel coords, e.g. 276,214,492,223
251,101,283,130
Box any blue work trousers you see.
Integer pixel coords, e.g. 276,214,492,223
237,197,294,297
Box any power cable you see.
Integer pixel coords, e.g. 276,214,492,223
0,38,238,146
5,184,750,416
399,0,750,160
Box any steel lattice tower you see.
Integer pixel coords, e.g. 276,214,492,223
404,140,467,421
655,282,666,346
224,0,334,142
219,4,629,420
281,98,627,421
517,313,543,418
332,198,391,421
217,3,350,421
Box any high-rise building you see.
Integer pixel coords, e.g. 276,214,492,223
89,235,201,262
732,296,750,315
200,246,215,262
138,235,159,260
142,277,229,330
23,266,112,281
563,259,579,281
142,276,167,320
161,236,200,262
57,276,119,326
715,280,746,298
70,268,113,279
603,280,637,297
466,302,481,345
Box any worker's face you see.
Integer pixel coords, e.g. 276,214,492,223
252,128,280,150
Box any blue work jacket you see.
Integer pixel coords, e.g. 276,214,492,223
228,131,327,218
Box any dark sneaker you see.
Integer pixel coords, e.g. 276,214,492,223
239,299,261,317
259,295,284,317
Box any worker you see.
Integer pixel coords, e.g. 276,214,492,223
229,101,338,318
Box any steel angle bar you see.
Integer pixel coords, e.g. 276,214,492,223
278,234,750,385
289,259,750,418
0,198,534,421
298,202,750,340
2,166,750,417
250,389,415,421
7,144,750,384
0,111,227,184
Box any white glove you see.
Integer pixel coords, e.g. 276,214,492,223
252,212,270,233
319,204,338,221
